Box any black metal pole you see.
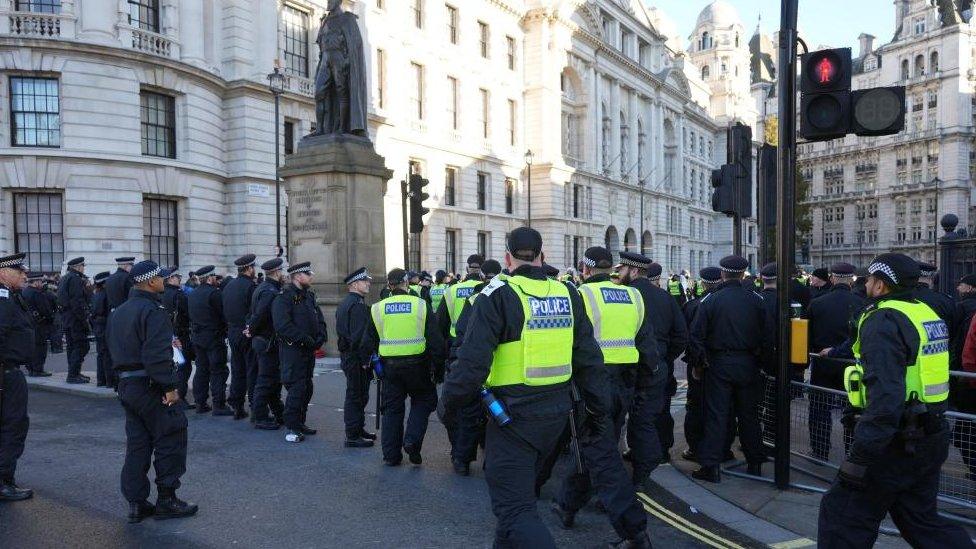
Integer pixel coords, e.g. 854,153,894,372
933,178,939,263
274,92,281,255
527,164,533,227
774,0,799,491
639,180,645,242
401,180,409,269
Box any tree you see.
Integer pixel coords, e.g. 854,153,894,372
764,116,779,146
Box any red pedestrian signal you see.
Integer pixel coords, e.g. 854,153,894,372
801,48,850,93
816,57,835,85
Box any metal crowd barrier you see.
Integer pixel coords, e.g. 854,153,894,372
753,355,976,527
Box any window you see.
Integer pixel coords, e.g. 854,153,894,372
375,49,386,109
445,229,457,273
282,5,309,77
479,21,489,58
128,0,159,32
506,36,516,70
444,166,457,206
446,4,458,44
479,88,490,138
901,59,909,80
477,231,489,258
144,198,178,267
411,0,424,28
284,120,294,155
15,0,61,13
914,16,925,35
930,51,939,73
573,184,582,218
477,172,488,210
701,66,709,80
411,62,425,120
13,193,63,273
915,54,925,77
376,0,384,8
444,76,460,130
140,90,176,158
10,77,60,147
505,179,515,214
507,99,516,146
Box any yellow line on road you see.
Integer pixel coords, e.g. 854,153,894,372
639,501,729,548
637,491,745,549
769,539,817,548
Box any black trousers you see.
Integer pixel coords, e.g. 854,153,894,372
193,342,228,407
557,414,647,541
452,400,486,464
627,379,665,483
118,377,188,503
818,428,972,548
49,317,63,353
0,368,29,483
341,354,373,439
252,346,284,421
282,353,314,431
699,358,764,467
94,333,113,386
176,361,192,403
684,373,705,453
64,322,89,377
227,331,257,409
30,325,49,373
380,361,437,462
485,406,568,548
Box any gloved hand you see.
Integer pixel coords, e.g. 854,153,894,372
432,362,445,384
837,460,868,491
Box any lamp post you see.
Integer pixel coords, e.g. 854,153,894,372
856,199,864,266
524,149,534,227
267,67,286,257
932,176,942,263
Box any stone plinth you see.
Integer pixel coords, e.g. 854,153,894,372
280,134,391,355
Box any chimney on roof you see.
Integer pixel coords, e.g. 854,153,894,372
858,33,875,58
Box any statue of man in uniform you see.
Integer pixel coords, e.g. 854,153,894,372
313,0,369,138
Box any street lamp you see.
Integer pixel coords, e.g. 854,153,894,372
524,149,534,227
267,66,286,257
932,176,942,263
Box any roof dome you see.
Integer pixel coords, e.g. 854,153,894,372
696,0,742,29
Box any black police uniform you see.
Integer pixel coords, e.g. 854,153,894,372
335,272,374,443
105,265,134,311
91,279,113,387
107,273,195,520
689,262,766,477
361,287,444,464
57,264,90,379
22,282,54,376
223,266,258,416
0,256,35,500
817,283,971,547
272,277,327,435
914,281,955,328
247,271,285,426
627,270,688,471
441,260,645,548
44,283,62,354
162,280,194,402
806,281,864,460
188,272,229,412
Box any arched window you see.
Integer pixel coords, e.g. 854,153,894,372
701,65,710,80
641,231,652,255
901,59,909,80
915,54,925,77
701,32,709,51
605,226,620,253
624,229,637,252
735,33,740,47
930,51,939,73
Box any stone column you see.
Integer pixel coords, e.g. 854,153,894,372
280,135,392,355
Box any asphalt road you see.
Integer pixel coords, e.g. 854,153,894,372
0,360,755,549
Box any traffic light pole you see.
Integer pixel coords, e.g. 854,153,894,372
774,0,799,491
401,179,409,269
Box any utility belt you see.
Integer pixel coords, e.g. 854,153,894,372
118,369,148,380
116,364,146,374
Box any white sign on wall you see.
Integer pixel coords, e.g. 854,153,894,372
247,183,271,198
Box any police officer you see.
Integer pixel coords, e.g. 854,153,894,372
90,271,113,387
667,274,687,306
689,255,766,482
808,268,832,300
680,266,722,462
247,258,287,430
817,253,973,547
105,257,135,310
362,268,444,465
437,254,484,339
57,257,91,384
336,267,375,448
224,254,258,420
107,260,198,523
188,265,230,415
915,262,954,326
272,262,328,443
441,228,648,548
807,262,864,461
551,247,655,545
0,253,35,501
429,270,449,314
162,269,194,407
621,259,688,468
22,272,54,377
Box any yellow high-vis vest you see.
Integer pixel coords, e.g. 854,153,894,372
445,278,482,337
370,294,427,357
577,280,643,365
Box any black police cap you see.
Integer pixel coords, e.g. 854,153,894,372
195,265,216,278
261,258,284,272
482,259,502,277
234,254,256,268
829,262,856,277
0,252,28,271
543,263,560,278
582,247,614,269
699,267,722,283
67,257,85,266
344,267,371,285
506,227,543,261
646,263,663,278
130,261,162,283
619,251,651,269
867,253,919,288
387,268,408,284
115,256,135,264
26,271,45,281
287,262,313,275
811,268,830,281
960,274,976,287
917,261,938,277
760,262,778,279
719,255,749,273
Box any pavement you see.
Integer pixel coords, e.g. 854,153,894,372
0,349,920,548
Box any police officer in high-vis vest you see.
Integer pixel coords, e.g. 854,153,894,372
818,253,973,548
429,270,450,315
362,269,445,466
436,254,484,341
551,246,653,547
667,275,686,306
441,228,646,549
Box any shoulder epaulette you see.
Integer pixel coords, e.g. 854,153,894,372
481,276,507,297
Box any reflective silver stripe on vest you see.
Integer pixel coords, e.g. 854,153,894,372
525,364,572,379
925,382,950,396
599,338,636,349
578,285,603,341
379,337,426,346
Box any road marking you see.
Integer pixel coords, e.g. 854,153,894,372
769,539,817,549
637,491,745,549
638,500,729,548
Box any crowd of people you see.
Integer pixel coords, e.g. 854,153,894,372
2,228,976,547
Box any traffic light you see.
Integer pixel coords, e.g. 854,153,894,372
711,165,735,216
851,86,906,136
729,123,753,219
408,173,430,234
800,48,852,141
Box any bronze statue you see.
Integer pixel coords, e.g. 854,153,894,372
935,0,963,26
313,0,369,138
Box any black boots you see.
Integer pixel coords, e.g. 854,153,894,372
66,374,90,384
233,405,249,420
0,479,33,501
452,459,470,476
128,500,155,523
154,489,198,520
549,500,575,529
196,403,212,414
609,531,653,548
359,431,377,441
254,418,281,430
403,443,422,465
27,369,52,377
692,465,721,483
344,437,374,448
212,405,234,417
299,425,317,436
